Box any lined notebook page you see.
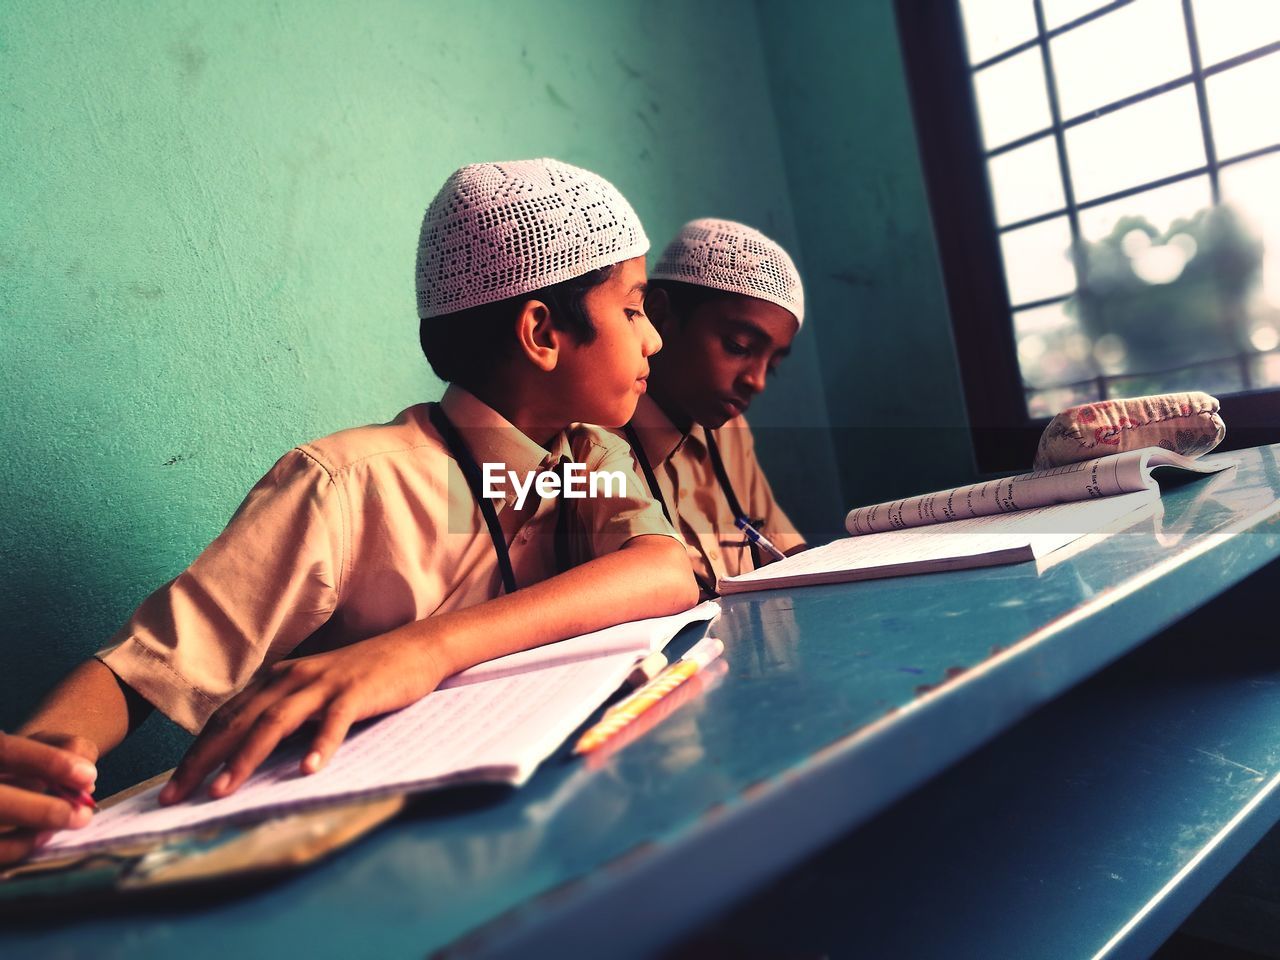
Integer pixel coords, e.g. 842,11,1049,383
441,600,720,688
41,603,719,857
722,493,1157,592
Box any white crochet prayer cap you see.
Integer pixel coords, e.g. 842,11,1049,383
416,158,650,319
651,218,805,326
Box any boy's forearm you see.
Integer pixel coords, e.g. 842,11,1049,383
153,536,697,803
403,534,699,678
18,659,135,759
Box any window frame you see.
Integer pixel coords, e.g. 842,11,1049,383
894,0,1280,473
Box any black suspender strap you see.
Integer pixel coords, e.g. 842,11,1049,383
704,429,745,519
623,420,720,597
429,403,578,591
623,423,674,526
705,429,762,571
428,403,519,595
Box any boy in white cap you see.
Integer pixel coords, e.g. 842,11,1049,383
3,159,696,858
620,218,808,595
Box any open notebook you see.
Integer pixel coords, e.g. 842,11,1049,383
718,492,1163,594
39,601,719,857
721,452,1237,595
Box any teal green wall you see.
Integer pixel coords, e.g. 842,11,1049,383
1,0,846,793
4,0,979,794
755,0,978,509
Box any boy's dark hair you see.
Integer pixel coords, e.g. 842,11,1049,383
420,264,616,390
646,279,736,322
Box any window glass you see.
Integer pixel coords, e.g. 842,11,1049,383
1191,0,1280,65
959,0,1038,64
1103,360,1249,397
1077,176,1212,243
1220,152,1280,387
1000,216,1077,305
1014,300,1098,417
1067,203,1259,394
974,48,1053,150
1064,87,1205,202
1051,0,1190,119
989,137,1067,225
942,0,1280,421
1025,382,1099,418
1206,53,1280,161
1041,0,1113,31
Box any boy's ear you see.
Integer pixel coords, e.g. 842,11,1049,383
645,287,674,336
514,299,560,372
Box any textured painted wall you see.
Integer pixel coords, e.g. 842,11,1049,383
755,0,979,509
1,0,841,792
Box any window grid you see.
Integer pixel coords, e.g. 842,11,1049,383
970,2,1280,404
1181,0,1221,205
986,40,1280,165
971,0,1136,72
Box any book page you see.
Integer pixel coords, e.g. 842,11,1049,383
40,605,719,857
845,448,1230,536
39,655,634,856
723,492,1157,593
440,599,720,688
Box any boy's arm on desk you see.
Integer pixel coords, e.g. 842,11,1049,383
0,660,141,864
19,658,151,757
161,533,697,805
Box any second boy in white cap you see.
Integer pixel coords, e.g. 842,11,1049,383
619,218,808,595
5,160,697,851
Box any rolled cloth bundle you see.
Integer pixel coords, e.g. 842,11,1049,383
1033,391,1226,470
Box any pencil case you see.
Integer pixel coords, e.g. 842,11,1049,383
1033,391,1225,470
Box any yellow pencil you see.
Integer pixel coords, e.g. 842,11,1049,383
573,636,725,755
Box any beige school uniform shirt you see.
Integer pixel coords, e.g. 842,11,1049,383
616,394,806,589
97,386,678,733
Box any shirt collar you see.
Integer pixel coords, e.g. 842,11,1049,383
628,394,701,466
686,421,709,458
438,385,572,510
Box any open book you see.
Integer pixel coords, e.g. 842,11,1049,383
845,447,1231,535
38,602,719,858
718,450,1235,595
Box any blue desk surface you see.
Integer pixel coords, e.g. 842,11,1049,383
694,578,1280,959
3,445,1278,959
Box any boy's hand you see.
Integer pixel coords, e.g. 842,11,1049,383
0,733,99,864
160,629,450,805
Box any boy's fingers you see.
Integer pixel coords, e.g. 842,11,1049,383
0,733,97,789
304,696,359,773
0,783,78,832
162,725,239,804
2,777,44,794
162,696,271,804
160,672,313,804
210,688,330,798
0,830,39,866
31,734,100,765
